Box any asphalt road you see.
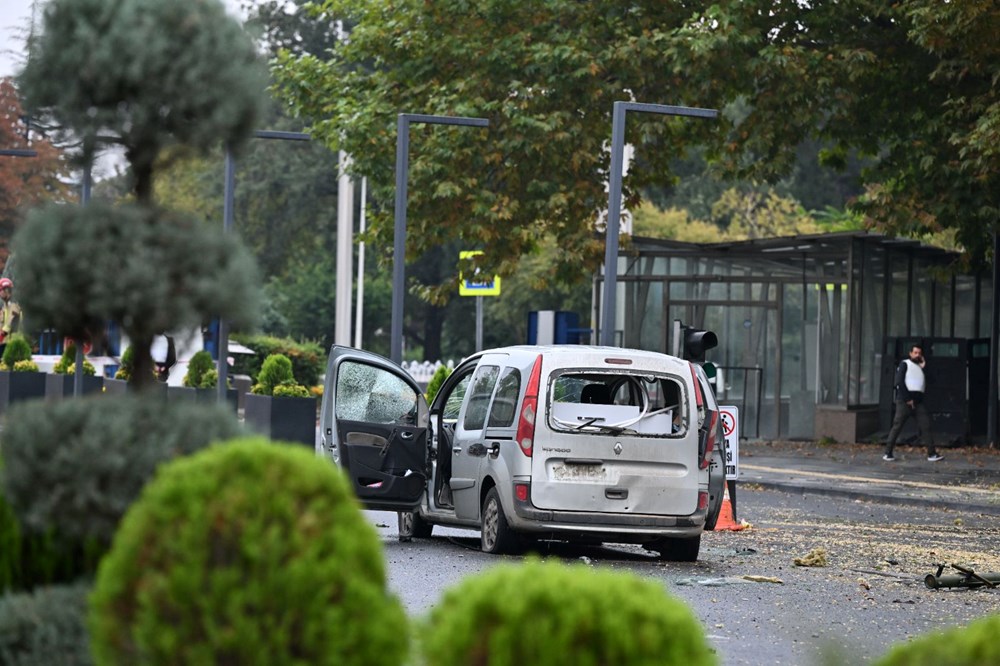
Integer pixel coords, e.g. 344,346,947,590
368,487,1000,665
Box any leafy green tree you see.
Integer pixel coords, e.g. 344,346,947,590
671,0,1000,260
275,0,999,280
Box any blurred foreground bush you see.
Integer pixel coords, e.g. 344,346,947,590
876,613,1000,666
89,438,408,665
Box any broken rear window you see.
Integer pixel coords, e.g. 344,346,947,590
548,372,686,437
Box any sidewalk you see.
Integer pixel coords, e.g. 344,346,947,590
737,440,1000,516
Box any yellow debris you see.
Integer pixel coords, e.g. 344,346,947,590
793,547,828,567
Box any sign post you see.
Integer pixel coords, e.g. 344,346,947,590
719,405,740,520
459,250,501,352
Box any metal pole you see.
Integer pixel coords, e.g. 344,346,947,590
390,113,489,364
988,230,1000,446
599,102,717,348
217,147,235,403
475,296,483,352
335,151,354,346
74,161,92,397
354,177,367,349
391,116,410,364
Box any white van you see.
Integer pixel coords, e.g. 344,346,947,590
320,345,725,560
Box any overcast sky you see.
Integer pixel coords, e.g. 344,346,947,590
1,0,248,79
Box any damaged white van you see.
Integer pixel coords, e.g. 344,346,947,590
320,345,725,561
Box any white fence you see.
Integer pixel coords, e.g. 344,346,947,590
400,359,455,387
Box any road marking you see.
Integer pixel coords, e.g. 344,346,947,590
741,464,999,496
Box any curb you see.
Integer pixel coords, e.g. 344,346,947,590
748,479,1000,517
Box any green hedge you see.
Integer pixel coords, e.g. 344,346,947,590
1,396,243,546
876,613,1000,666
0,583,92,666
231,334,324,387
89,438,408,665
420,559,716,666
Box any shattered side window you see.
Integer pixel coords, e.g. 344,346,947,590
463,365,500,431
336,361,418,425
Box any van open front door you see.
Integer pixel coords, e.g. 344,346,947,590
321,346,431,511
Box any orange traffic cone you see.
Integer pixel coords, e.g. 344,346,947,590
712,485,745,531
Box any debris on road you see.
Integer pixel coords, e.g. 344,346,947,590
742,575,784,584
793,547,828,567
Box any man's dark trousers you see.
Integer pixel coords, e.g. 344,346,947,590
885,398,935,458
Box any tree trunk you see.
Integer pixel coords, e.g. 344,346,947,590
422,304,445,361
129,332,157,392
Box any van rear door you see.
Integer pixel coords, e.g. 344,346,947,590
321,346,430,511
531,368,700,516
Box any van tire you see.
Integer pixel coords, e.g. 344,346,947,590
704,497,723,531
481,488,517,554
654,535,701,562
398,510,433,541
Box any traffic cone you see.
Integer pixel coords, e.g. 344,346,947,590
712,484,745,531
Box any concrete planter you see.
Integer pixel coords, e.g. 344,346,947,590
45,374,105,402
244,393,316,447
102,377,128,395
0,371,48,417
194,387,238,413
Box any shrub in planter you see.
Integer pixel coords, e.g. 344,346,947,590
251,353,303,395
113,346,134,381
875,613,1000,666
53,343,96,376
0,583,92,666
0,396,243,545
420,559,715,666
89,438,408,665
245,354,315,445
425,364,452,403
10,360,40,373
183,350,215,388
1,334,33,370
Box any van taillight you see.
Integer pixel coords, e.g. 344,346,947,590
514,482,530,502
700,409,718,470
516,354,543,457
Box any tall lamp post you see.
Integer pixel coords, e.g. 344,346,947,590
218,129,310,402
391,113,489,364
599,102,717,347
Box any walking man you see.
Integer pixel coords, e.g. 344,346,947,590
884,343,943,462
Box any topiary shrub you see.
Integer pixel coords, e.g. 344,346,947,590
875,613,1000,666
198,367,220,389
183,350,215,388
1,334,33,370
419,559,716,666
113,346,134,381
53,343,96,376
88,438,408,665
425,364,452,403
251,353,309,396
0,583,92,665
0,396,244,545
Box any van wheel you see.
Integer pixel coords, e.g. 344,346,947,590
481,488,517,554
704,495,723,531
398,510,433,542
654,535,701,562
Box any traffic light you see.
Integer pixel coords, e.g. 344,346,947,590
681,324,718,363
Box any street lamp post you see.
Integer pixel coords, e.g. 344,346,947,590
599,102,717,347
391,113,489,364
218,129,310,403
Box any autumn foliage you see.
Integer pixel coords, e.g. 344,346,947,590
0,77,70,273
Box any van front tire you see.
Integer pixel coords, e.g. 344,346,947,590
653,535,701,562
481,488,518,554
398,510,433,541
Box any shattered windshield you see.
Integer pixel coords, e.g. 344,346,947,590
549,372,685,437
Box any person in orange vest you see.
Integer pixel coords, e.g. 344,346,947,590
0,277,22,358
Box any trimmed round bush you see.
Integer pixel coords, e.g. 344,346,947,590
0,396,243,544
183,350,215,387
1,334,33,369
89,438,409,665
54,343,96,376
420,559,715,666
252,353,304,395
875,613,1000,666
0,583,92,666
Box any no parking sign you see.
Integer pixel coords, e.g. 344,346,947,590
719,406,739,480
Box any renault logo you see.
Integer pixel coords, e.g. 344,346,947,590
613,442,623,456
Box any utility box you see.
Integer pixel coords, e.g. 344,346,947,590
527,311,582,345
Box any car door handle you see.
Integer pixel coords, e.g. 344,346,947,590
452,446,463,454
400,430,414,440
